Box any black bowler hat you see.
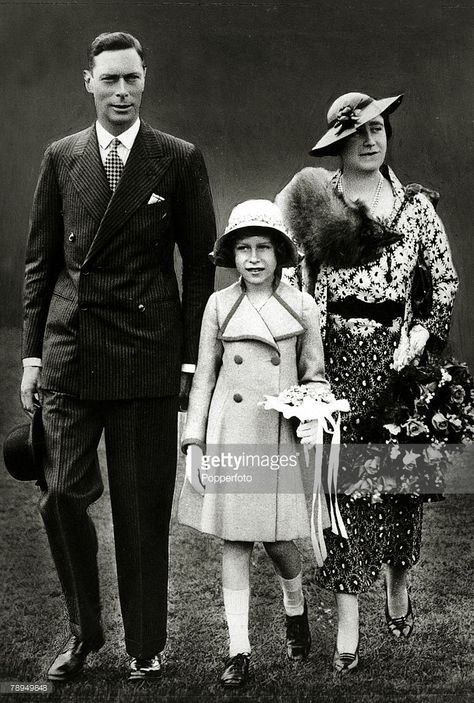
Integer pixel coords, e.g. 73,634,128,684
3,404,47,490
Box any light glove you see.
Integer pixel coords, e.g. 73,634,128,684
296,419,320,447
185,444,206,495
392,324,430,371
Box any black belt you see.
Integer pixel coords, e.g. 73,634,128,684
327,296,404,325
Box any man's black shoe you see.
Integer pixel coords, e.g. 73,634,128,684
47,633,105,681
129,653,164,681
286,600,311,660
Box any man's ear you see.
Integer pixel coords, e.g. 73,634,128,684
83,69,93,94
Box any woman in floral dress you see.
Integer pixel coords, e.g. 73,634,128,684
276,92,458,672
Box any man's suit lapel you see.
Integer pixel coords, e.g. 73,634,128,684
68,126,111,223
83,122,173,265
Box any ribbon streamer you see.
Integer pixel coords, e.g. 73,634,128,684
260,395,350,566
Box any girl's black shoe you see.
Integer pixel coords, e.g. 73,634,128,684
220,653,250,688
285,600,311,660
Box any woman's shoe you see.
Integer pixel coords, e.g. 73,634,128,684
220,653,250,688
385,587,415,639
333,647,359,674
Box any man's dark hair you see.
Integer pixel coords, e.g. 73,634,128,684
87,32,146,70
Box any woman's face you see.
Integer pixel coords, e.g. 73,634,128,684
340,115,387,174
234,234,278,289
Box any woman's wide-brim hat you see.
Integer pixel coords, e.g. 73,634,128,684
210,199,298,268
3,405,47,490
310,92,404,157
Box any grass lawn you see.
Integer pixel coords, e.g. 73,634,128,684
1,327,473,702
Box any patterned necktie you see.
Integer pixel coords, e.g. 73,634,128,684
104,138,124,192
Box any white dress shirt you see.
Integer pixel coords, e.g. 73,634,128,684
24,117,195,374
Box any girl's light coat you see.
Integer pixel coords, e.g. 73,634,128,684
178,279,330,541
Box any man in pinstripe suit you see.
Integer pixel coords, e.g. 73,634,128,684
20,32,216,681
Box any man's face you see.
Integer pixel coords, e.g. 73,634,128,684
83,48,146,135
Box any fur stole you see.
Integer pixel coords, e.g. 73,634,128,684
275,167,403,275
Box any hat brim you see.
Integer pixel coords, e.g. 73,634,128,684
309,94,403,157
210,223,299,269
3,406,46,487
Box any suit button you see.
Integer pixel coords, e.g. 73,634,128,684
271,356,281,365
138,304,146,312
233,393,243,403
234,355,243,365
82,268,90,276
68,232,76,242
80,304,88,311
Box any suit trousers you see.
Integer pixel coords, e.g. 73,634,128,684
39,390,178,658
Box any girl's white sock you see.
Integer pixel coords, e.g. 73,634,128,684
223,587,251,656
278,572,304,616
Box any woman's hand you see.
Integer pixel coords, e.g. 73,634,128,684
296,419,320,447
185,444,206,495
409,324,430,358
393,324,430,371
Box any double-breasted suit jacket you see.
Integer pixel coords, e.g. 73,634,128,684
23,121,216,399
22,121,216,657
178,279,330,542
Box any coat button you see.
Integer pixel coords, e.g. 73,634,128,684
68,232,76,242
82,267,90,276
80,304,88,311
233,393,243,403
271,356,281,365
138,304,146,312
234,355,243,365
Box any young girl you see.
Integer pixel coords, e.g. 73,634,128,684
178,200,331,687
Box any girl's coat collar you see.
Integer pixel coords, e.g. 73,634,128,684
217,280,306,351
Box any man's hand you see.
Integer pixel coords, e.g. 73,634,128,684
179,371,194,412
296,419,320,447
20,366,41,416
185,444,206,495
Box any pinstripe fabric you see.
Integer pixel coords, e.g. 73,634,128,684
24,121,216,657
23,122,216,400
40,391,178,657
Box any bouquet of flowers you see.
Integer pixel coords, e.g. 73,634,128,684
260,384,338,421
342,357,474,501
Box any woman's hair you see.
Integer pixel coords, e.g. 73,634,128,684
87,32,146,70
227,227,289,267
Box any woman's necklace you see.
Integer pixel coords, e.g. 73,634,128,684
338,172,384,213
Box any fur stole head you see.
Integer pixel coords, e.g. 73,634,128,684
275,167,403,274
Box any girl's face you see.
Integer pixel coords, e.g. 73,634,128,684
234,234,278,289
340,115,387,173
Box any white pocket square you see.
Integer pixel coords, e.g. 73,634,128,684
148,193,165,205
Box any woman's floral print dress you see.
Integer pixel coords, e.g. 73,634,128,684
283,167,458,593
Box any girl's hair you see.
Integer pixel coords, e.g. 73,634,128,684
230,228,289,267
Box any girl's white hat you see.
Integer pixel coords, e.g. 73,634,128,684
210,199,298,268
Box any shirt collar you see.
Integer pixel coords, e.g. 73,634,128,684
95,118,141,150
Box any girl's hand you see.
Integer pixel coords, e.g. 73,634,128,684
185,444,206,495
296,419,320,447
